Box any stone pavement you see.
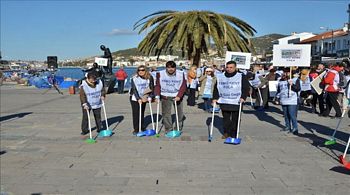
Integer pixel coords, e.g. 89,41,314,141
0,85,349,195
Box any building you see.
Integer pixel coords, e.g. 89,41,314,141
300,24,349,64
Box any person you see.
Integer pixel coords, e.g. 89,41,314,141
129,65,155,135
321,63,344,117
155,61,187,133
199,67,216,112
84,63,103,79
276,69,301,135
115,66,128,94
212,61,250,139
187,65,198,106
299,69,312,107
79,72,106,136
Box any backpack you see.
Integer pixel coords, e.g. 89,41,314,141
338,71,347,88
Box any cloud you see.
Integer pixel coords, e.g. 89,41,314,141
106,29,137,36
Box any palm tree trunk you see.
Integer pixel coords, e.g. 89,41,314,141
192,48,201,66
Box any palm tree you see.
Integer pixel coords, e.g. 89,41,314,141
134,10,256,66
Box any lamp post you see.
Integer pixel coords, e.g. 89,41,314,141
320,26,334,56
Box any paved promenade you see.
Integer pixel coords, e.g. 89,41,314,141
1,85,349,195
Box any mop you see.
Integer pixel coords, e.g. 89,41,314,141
165,99,181,138
85,109,96,144
324,109,347,146
339,136,350,169
98,100,113,137
225,101,243,145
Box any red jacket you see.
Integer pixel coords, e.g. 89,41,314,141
115,69,128,80
323,67,342,92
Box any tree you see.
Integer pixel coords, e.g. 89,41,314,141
134,10,256,66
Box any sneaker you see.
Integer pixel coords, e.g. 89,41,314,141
132,130,138,135
292,131,299,135
81,131,89,135
281,128,290,132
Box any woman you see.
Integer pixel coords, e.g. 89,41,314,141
299,69,312,107
79,72,106,137
276,69,301,135
187,65,198,106
129,65,154,135
199,67,217,112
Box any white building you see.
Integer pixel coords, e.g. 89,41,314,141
274,32,316,45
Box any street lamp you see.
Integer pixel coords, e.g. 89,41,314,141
320,26,334,56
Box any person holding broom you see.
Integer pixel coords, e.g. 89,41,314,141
212,61,250,139
129,65,155,135
79,72,106,137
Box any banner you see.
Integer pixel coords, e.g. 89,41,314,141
225,51,251,69
273,44,311,67
310,71,326,95
95,57,108,66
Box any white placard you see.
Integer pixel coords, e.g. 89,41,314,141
272,44,311,67
225,51,252,69
268,81,279,97
95,57,108,66
310,71,326,95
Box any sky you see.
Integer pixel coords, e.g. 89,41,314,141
1,0,349,61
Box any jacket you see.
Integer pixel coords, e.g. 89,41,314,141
198,75,217,96
115,69,128,81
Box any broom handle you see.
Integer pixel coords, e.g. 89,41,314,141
148,99,155,130
249,93,253,107
330,109,346,138
156,99,160,134
236,101,243,138
86,109,92,139
174,99,179,132
139,102,142,132
289,68,292,97
102,100,109,130
257,88,263,107
344,136,350,159
210,102,216,137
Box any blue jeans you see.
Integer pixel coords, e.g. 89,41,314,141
282,105,298,131
202,98,212,111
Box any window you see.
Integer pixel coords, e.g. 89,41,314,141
337,40,340,50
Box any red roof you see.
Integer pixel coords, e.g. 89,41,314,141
301,29,348,43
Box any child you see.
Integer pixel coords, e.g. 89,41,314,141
79,72,106,136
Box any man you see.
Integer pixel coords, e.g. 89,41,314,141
213,61,250,139
155,61,187,133
115,66,128,94
321,63,344,117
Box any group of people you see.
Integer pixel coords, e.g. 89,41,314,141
78,60,350,140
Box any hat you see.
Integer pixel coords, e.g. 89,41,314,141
205,68,213,72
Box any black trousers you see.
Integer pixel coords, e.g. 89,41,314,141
187,88,196,106
222,110,240,138
311,92,325,113
130,97,147,132
81,108,102,134
117,80,125,94
323,92,342,117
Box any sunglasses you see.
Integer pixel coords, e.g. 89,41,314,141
206,71,212,72
138,69,145,72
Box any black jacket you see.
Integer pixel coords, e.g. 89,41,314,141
129,76,155,100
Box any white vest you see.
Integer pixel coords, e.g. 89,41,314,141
159,70,184,97
81,80,103,109
188,78,198,89
249,73,261,88
278,79,299,105
203,76,213,95
131,76,150,101
300,76,311,91
217,73,242,105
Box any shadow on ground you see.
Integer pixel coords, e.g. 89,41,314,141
0,112,32,122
